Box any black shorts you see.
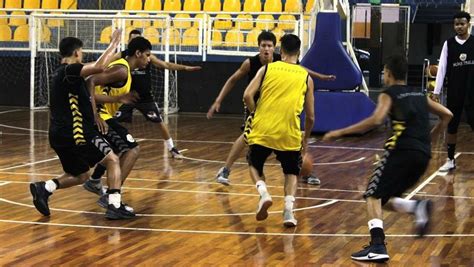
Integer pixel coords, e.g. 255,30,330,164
447,105,474,134
52,135,113,176
104,118,138,155
115,101,163,123
364,149,430,205
247,144,302,176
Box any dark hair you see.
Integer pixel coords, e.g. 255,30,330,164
280,34,301,55
128,36,152,56
384,54,408,81
453,11,471,22
257,31,276,46
129,29,142,38
59,37,83,57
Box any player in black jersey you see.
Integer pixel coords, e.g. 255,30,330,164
432,11,474,172
323,55,452,262
29,30,136,220
207,31,335,186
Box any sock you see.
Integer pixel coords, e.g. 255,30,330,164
91,164,106,180
108,193,122,209
165,138,174,151
45,180,58,193
368,219,385,245
390,197,417,213
447,144,456,160
256,180,267,196
284,195,295,211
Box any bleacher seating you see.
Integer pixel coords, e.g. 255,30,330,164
0,24,12,41
143,26,160,44
0,11,7,25
60,0,77,9
163,0,182,11
24,0,41,9
5,0,21,9
255,14,275,30
203,0,221,11
183,0,201,11
99,26,112,43
284,0,302,12
173,13,192,29
236,14,253,30
223,0,241,12
42,0,59,9
125,0,143,10
9,11,27,26
214,14,233,30
13,25,29,42
245,28,260,47
278,14,296,30
182,27,200,46
243,0,261,12
224,27,245,47
263,0,282,12
144,0,161,11
163,27,181,45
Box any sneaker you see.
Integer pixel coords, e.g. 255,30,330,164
351,243,389,262
303,174,321,185
439,158,456,172
105,204,136,220
415,200,433,237
83,179,103,196
256,192,273,221
216,167,230,186
283,209,297,227
29,182,52,216
170,147,183,159
97,194,134,213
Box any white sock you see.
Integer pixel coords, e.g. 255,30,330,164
284,195,295,211
165,138,174,151
256,180,267,196
390,197,417,213
108,193,121,209
44,180,57,193
368,218,383,230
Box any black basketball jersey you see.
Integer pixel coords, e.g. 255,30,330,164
248,53,281,83
121,49,154,102
382,85,431,156
446,36,474,102
49,63,96,147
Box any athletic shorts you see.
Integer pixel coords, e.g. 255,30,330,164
52,135,113,176
103,118,138,155
247,144,302,176
115,101,163,123
364,149,430,205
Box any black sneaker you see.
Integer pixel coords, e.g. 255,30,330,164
83,179,103,196
170,147,183,159
98,194,134,212
415,199,433,237
29,182,52,216
351,243,389,262
302,174,321,185
105,204,136,220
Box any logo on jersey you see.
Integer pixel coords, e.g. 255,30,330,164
460,53,467,61
115,111,122,118
126,134,135,143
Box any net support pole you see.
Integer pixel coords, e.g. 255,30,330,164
29,14,37,109
163,16,170,116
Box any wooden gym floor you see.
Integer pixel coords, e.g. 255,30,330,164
0,107,472,266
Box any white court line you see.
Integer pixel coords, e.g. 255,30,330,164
182,155,366,166
0,132,48,137
0,157,59,171
405,153,461,200
0,109,22,115
0,219,473,237
0,197,338,217
0,182,9,187
0,123,48,133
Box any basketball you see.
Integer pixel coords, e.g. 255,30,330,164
428,65,438,77
300,153,313,177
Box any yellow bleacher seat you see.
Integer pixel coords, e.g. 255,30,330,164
0,25,12,41
125,0,143,10
223,0,240,12
41,25,51,42
203,0,220,12
0,11,7,25
211,30,222,46
60,0,77,9
245,28,260,47
235,14,253,30
243,0,260,12
173,13,192,29
183,0,201,12
133,13,152,28
284,0,302,12
47,12,64,27
154,14,169,28
5,0,21,9
193,13,207,28
255,14,274,30
24,0,41,9
214,14,232,30
9,11,27,26
163,0,182,11
305,0,314,13
224,28,244,47
263,0,281,12
272,27,284,45
278,14,296,30
42,0,59,9
124,26,135,42
182,27,199,46
99,26,112,43
163,27,181,45
0,0,3,8
143,27,160,44
13,25,29,42
144,0,161,11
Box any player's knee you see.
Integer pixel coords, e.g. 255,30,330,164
104,152,120,166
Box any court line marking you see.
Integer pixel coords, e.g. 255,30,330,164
0,219,473,237
405,153,462,200
0,182,9,187
0,197,338,217
0,124,48,133
181,155,367,166
0,109,22,115
0,133,48,137
0,157,59,171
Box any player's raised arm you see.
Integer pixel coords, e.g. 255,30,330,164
150,54,202,71
80,29,122,77
304,67,336,81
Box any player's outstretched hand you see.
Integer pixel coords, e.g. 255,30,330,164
430,93,440,103
323,74,336,81
185,66,202,71
96,116,109,135
207,101,220,119
110,28,122,46
119,91,139,104
322,130,342,141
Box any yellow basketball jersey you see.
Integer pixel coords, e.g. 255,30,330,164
245,61,308,151
95,58,132,120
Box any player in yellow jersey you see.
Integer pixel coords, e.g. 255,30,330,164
84,37,152,210
243,34,315,227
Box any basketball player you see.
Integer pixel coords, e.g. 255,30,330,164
243,34,314,227
83,37,152,208
323,55,453,262
432,11,474,172
207,31,334,186
29,31,136,219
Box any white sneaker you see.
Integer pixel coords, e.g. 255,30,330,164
439,158,456,172
283,209,297,227
216,167,230,186
256,192,273,221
